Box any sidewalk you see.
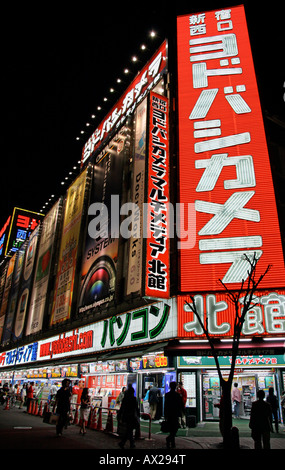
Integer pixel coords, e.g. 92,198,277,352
0,406,284,450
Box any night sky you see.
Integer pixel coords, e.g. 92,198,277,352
0,1,284,230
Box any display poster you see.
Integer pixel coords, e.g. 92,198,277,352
78,128,127,316
13,225,40,339
126,100,147,295
0,254,17,342
177,5,285,291
4,207,43,257
145,92,170,298
26,199,61,335
1,243,26,344
50,170,88,325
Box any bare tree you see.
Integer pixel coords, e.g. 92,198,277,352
184,253,271,449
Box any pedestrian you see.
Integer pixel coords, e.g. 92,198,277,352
79,388,91,435
49,382,58,403
232,382,241,419
266,387,279,433
118,384,139,449
55,379,72,437
164,381,184,449
249,389,272,449
281,391,285,424
148,383,160,420
26,382,34,412
177,382,187,428
19,383,27,409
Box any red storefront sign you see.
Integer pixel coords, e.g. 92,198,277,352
177,290,285,338
177,5,285,292
145,92,170,298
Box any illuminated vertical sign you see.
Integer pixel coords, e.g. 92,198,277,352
177,5,285,292
145,92,170,298
50,169,88,325
4,208,44,257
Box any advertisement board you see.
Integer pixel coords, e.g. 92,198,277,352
126,100,147,296
82,40,168,166
26,199,62,335
50,169,88,325
0,254,17,342
13,225,40,339
145,92,170,298
178,290,285,338
177,5,285,292
78,128,128,316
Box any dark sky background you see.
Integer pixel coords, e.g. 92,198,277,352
0,0,284,230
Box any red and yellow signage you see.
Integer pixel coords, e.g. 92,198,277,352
145,92,170,298
177,6,285,292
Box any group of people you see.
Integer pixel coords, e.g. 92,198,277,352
51,378,90,437
116,381,187,449
0,382,35,409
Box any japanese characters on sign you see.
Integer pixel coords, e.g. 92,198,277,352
0,342,38,368
81,41,168,166
145,92,170,298
178,290,285,338
177,6,285,292
3,208,44,257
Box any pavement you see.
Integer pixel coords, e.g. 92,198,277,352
0,405,284,458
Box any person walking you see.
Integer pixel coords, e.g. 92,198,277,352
164,381,184,449
19,383,27,409
118,384,139,449
249,389,272,449
232,383,241,419
266,387,279,433
26,382,34,412
79,388,91,435
177,382,187,428
55,379,72,437
148,383,160,420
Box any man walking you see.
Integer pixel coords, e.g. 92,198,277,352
232,383,241,418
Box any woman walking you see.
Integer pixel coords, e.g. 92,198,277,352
79,388,91,434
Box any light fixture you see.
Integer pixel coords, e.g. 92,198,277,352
110,88,114,93
124,68,129,74
103,97,108,102
179,339,208,343
132,56,138,62
141,44,146,50
150,31,156,38
263,337,285,341
97,106,101,111
80,130,84,134
86,122,90,127
91,114,96,119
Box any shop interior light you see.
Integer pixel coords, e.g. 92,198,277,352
179,339,208,343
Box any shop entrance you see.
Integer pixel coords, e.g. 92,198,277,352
139,370,176,419
202,369,280,421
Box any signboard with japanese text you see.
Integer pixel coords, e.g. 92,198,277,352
36,298,177,362
50,169,89,325
26,199,62,335
178,355,285,368
81,40,168,166
145,92,170,298
177,6,285,292
0,342,38,368
3,207,44,258
178,290,285,338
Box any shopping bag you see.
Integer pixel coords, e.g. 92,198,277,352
43,411,52,424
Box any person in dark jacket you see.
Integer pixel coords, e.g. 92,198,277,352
266,387,279,433
118,384,139,449
249,389,272,449
164,381,184,449
55,379,71,437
